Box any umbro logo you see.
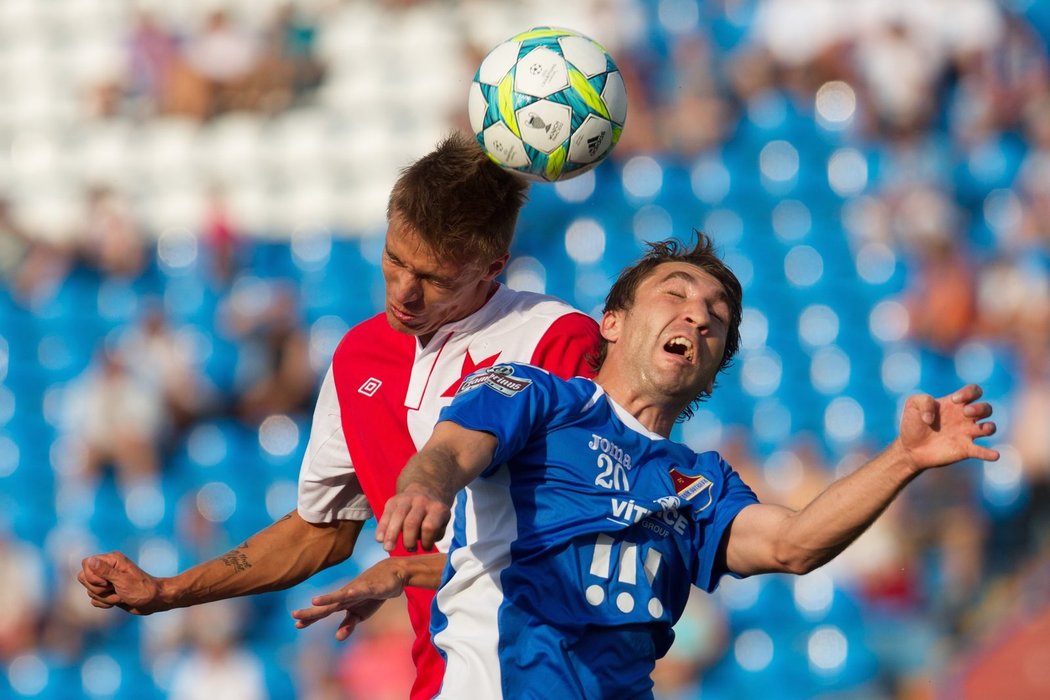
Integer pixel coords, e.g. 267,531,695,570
358,378,382,397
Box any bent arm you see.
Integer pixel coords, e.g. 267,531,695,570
377,420,498,552
162,510,364,607
81,510,363,614
726,442,917,576
725,385,997,576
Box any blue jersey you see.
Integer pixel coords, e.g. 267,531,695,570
429,364,759,699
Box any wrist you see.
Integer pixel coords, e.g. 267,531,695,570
154,577,182,611
888,438,923,479
398,552,446,590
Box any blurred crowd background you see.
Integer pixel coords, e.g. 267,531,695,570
1,0,1048,698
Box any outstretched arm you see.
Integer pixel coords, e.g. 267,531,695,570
291,553,447,641
726,384,998,576
376,420,498,553
78,510,363,615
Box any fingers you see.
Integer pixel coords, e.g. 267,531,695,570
951,384,983,404
81,558,108,587
419,508,448,551
401,506,425,552
291,584,369,627
963,402,993,420
977,420,997,436
377,495,445,552
292,601,375,642
84,588,124,608
378,500,410,552
292,602,342,627
970,442,1001,462
77,569,114,596
335,612,361,642
908,393,938,426
81,554,121,587
374,507,396,551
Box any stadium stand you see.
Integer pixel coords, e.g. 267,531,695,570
1,1,1048,698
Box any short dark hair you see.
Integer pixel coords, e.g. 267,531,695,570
595,233,744,418
387,131,529,265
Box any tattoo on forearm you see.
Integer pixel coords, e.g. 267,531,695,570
220,542,252,573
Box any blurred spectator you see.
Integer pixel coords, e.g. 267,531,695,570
202,186,241,284
220,281,313,423
62,347,165,490
125,9,182,117
1009,304,1050,559
1017,95,1050,246
948,12,1048,147
660,34,732,155
0,2,1044,698
0,524,46,660
897,188,978,353
255,3,326,112
183,10,261,119
335,594,415,700
852,17,944,134
975,256,1032,344
119,302,215,435
652,589,728,700
169,601,268,700
0,197,73,306
903,234,978,353
80,185,147,279
293,635,351,700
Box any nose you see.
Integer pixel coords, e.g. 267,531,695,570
682,302,710,330
390,268,423,308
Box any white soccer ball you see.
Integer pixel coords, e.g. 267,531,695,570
468,27,628,182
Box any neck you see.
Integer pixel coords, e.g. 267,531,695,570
418,281,500,348
594,366,690,438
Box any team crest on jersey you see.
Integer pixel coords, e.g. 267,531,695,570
457,365,532,397
669,468,714,510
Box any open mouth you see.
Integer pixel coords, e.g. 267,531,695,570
663,336,695,363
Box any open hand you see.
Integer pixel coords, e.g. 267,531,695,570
291,558,408,641
899,384,999,471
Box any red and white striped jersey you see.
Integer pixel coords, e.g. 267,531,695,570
297,284,600,700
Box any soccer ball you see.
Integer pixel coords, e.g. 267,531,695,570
468,27,628,182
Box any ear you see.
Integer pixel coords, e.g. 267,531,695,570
482,253,509,282
600,310,623,344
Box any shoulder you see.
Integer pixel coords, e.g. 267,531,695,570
498,288,593,328
459,362,595,403
334,313,412,359
341,313,396,343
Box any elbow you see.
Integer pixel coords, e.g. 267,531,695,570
771,542,825,576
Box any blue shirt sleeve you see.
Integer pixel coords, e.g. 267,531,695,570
437,363,555,475
688,453,759,592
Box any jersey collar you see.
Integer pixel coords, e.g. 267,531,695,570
430,283,514,339
594,384,666,441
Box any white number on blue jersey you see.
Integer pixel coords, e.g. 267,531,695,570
594,453,630,491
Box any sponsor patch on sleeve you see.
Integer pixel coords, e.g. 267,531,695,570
456,365,533,398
